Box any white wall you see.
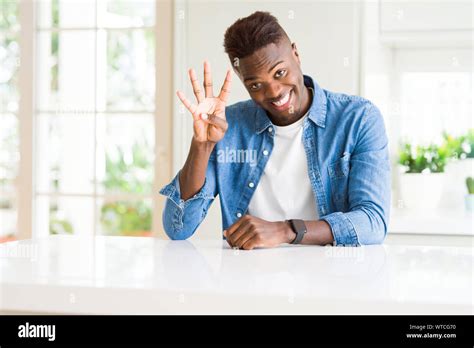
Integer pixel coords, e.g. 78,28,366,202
381,0,473,31
172,0,362,239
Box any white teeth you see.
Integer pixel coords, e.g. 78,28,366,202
272,91,290,106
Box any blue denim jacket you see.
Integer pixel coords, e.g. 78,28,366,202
159,75,391,245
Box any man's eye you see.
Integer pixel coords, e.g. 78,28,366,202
250,83,261,90
275,70,286,78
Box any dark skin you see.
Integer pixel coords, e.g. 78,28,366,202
238,40,310,126
177,37,334,250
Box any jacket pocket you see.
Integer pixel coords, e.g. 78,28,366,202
328,152,351,211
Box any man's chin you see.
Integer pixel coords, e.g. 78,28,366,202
260,102,300,120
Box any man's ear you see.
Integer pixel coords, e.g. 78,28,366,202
232,66,239,78
232,65,242,80
292,42,301,65
229,56,242,78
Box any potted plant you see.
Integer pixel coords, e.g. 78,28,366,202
442,130,474,210
465,177,474,212
442,130,473,160
397,142,448,211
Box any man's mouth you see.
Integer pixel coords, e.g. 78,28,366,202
270,90,293,110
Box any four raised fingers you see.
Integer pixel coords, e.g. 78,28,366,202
179,62,233,122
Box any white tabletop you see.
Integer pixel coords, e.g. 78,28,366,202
0,235,472,314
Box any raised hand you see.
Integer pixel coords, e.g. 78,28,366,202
176,61,232,144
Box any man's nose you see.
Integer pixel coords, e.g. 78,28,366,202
265,82,283,100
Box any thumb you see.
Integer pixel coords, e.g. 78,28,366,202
200,113,228,132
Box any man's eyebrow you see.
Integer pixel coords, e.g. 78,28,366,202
268,60,284,73
244,76,257,82
243,60,285,82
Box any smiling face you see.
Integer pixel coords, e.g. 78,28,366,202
235,39,311,126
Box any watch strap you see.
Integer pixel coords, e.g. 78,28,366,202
289,219,306,244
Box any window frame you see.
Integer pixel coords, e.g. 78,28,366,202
12,0,173,239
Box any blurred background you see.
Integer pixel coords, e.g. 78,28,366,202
0,0,472,244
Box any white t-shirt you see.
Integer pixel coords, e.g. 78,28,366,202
247,96,319,222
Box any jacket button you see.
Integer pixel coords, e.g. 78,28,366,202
268,127,273,133
248,182,254,188
263,150,269,156
236,212,242,218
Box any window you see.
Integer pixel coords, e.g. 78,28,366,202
400,72,471,144
35,0,156,237
0,0,172,241
362,1,473,234
0,0,20,242
396,49,472,146
395,51,472,234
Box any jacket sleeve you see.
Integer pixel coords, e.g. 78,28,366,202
159,151,218,240
321,104,391,245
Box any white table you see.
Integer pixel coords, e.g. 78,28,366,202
0,235,472,314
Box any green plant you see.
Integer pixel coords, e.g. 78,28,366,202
0,0,19,30
103,142,153,193
466,177,474,195
100,140,153,235
49,201,73,235
398,142,448,173
50,217,73,235
466,129,474,159
51,0,59,91
442,129,474,160
100,201,151,236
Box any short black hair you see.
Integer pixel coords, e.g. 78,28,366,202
223,11,289,62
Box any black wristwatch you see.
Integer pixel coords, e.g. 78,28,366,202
287,219,307,244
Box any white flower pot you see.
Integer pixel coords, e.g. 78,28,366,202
399,172,445,212
465,194,474,213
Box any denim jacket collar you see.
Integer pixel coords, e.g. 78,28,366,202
254,74,327,134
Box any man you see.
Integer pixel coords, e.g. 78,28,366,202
159,11,391,249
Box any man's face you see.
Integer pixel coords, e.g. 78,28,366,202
235,39,308,125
